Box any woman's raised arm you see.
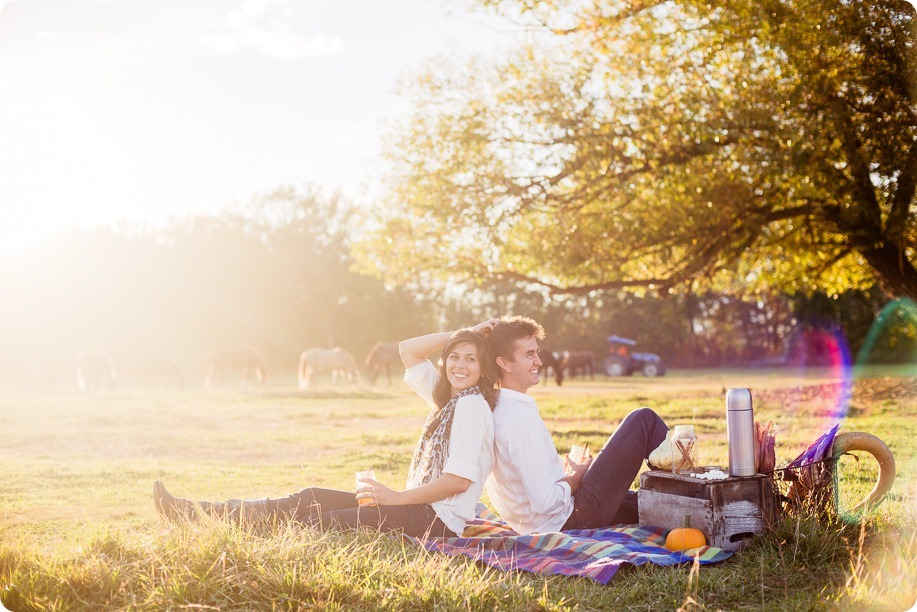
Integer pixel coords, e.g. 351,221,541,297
398,332,453,369
398,318,501,369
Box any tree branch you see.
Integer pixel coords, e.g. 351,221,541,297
494,270,669,296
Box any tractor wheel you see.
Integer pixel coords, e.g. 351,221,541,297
604,356,629,377
642,362,663,377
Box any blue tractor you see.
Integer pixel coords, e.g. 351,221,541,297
603,335,666,377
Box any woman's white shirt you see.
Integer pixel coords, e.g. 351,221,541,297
403,360,495,536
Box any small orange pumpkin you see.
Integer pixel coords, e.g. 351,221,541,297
664,515,707,551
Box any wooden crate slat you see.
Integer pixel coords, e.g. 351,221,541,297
638,470,772,552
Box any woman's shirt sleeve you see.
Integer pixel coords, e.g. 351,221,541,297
402,359,438,408
442,395,491,483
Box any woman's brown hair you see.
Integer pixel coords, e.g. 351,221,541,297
432,329,499,410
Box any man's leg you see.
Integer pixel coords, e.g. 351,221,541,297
612,491,640,524
565,407,668,529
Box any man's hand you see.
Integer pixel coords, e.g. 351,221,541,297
561,453,593,493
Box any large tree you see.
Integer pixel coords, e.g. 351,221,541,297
358,0,916,298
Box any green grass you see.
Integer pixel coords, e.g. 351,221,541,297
1,366,915,610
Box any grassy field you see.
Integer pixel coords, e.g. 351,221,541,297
1,366,915,610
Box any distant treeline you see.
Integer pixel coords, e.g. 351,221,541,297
0,188,912,386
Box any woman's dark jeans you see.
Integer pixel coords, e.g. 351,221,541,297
269,486,455,538
562,407,669,530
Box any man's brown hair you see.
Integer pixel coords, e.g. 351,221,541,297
489,315,546,361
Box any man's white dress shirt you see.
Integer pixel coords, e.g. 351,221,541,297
486,388,573,534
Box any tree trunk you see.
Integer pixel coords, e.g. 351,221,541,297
860,242,917,300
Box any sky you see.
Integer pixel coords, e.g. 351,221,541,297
0,0,516,251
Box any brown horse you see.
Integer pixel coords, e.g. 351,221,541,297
298,347,360,388
77,351,116,393
204,347,268,389
539,349,567,386
364,342,400,386
564,350,595,379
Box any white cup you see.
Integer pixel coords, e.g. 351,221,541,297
355,469,377,506
569,445,586,464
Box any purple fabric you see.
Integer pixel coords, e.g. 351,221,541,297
787,423,841,468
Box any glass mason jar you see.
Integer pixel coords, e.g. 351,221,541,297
670,425,698,474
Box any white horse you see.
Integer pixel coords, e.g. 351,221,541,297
298,347,360,388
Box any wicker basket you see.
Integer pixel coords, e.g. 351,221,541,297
771,457,839,521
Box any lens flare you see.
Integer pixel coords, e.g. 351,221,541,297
785,321,854,425
855,298,917,370
836,298,917,522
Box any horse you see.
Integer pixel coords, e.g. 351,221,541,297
76,351,116,393
564,350,595,379
299,347,360,388
204,347,268,389
539,349,567,386
364,342,400,386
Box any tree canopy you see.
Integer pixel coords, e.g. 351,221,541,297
358,0,916,299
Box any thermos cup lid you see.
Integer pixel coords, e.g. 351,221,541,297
726,387,753,411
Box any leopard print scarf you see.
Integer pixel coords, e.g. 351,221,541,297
407,385,482,487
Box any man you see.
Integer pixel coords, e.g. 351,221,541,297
485,315,672,534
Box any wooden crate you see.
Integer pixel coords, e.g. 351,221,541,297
638,470,777,552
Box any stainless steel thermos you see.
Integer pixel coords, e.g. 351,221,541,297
726,388,756,477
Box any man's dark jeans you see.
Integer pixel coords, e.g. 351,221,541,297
562,407,668,529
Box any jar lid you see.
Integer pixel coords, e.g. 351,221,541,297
673,424,695,435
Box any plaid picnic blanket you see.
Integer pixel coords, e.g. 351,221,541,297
410,509,733,585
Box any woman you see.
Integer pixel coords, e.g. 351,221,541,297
153,320,500,539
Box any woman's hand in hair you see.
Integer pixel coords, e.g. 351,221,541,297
472,318,502,336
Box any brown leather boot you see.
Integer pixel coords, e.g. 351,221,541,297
153,480,210,520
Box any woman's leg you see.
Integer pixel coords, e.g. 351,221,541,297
305,503,454,539
564,407,668,529
271,487,358,521
153,481,357,523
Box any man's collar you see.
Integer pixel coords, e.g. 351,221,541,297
497,387,535,404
